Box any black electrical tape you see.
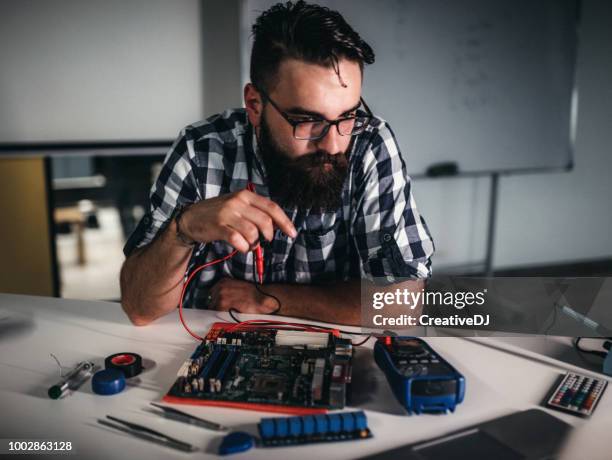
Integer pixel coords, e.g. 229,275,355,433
104,352,143,378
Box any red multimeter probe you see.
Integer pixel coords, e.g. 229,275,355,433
246,182,264,284
178,182,267,341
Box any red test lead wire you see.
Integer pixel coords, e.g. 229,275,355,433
178,250,238,341
246,182,265,284
178,182,264,340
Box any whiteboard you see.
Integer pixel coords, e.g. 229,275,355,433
0,0,203,144
242,0,578,175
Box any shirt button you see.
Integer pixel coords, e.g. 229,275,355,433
143,215,151,225
383,233,392,243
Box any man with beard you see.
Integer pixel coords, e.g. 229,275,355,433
120,1,434,326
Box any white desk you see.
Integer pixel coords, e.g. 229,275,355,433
0,293,610,459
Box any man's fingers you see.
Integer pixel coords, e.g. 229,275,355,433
227,219,260,249
223,227,251,253
241,206,275,242
244,192,297,238
209,278,268,314
183,191,297,247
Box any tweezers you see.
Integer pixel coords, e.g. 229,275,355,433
150,402,227,431
98,415,197,452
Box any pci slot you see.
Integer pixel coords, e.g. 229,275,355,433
197,346,222,390
215,348,237,383
210,347,238,392
206,349,228,392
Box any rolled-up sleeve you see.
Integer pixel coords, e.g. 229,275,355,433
351,119,434,282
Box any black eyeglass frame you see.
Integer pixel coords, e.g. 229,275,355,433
257,87,374,141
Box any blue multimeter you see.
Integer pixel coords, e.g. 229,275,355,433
374,336,465,414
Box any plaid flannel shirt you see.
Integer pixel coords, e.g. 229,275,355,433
123,108,434,308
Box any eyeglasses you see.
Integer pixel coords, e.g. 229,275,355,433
257,88,373,141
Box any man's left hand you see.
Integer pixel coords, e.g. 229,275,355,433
209,278,279,314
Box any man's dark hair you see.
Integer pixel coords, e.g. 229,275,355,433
250,1,375,92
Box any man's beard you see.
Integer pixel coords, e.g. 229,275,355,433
258,116,349,212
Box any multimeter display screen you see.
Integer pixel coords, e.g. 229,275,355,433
393,339,424,353
411,379,457,396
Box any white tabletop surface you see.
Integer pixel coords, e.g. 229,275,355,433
0,293,611,459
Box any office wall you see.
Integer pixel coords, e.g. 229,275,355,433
0,0,204,142
202,1,243,114
493,0,612,269
386,0,612,271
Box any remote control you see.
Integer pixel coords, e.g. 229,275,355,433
544,372,608,417
374,336,465,414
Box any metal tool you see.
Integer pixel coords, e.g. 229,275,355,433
150,402,227,431
48,360,97,399
98,415,197,452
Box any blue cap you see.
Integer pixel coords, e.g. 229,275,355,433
92,369,126,395
274,418,289,437
341,412,355,432
218,432,254,456
328,414,341,433
314,414,328,434
354,411,368,431
302,415,315,436
289,417,302,437
259,419,275,439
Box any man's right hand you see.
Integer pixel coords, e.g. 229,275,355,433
180,190,297,253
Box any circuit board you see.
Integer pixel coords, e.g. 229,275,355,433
163,322,353,414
